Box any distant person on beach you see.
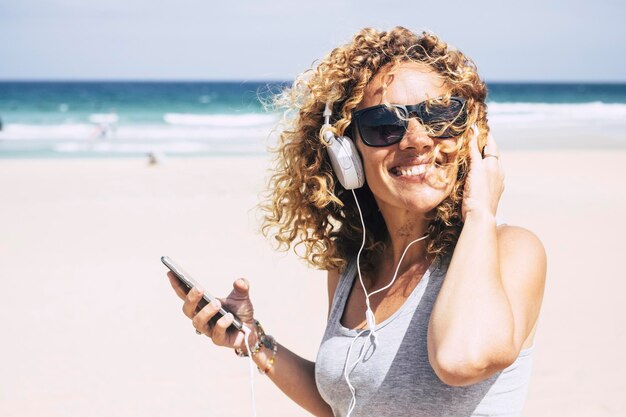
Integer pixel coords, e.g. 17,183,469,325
146,152,164,166
96,124,107,139
166,27,547,417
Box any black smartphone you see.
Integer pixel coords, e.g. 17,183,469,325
161,256,243,331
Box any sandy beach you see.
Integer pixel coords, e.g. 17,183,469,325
1,138,625,416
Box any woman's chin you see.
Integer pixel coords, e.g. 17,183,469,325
371,171,453,214
407,199,442,214
380,193,445,215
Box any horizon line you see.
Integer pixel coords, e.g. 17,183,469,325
1,78,625,84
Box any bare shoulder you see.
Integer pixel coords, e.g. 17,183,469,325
496,224,547,267
496,224,547,350
327,269,341,319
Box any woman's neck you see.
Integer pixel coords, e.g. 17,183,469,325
358,205,432,290
379,207,431,267
363,241,431,293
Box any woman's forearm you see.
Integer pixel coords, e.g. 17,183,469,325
428,211,515,371
250,341,333,417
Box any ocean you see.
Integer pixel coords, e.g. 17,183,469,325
1,81,625,158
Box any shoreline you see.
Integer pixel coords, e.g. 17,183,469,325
2,121,626,160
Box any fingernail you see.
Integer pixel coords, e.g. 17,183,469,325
212,299,221,308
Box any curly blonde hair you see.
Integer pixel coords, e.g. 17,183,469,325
260,26,489,273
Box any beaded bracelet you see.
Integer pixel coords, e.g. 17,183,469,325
234,341,261,357
257,334,278,375
233,320,265,357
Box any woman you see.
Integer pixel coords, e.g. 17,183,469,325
167,26,547,417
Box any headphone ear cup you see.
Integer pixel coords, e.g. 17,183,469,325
325,134,365,190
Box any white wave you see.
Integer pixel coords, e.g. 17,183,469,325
487,101,626,125
89,113,119,124
53,141,216,154
163,113,277,127
51,141,267,154
0,123,275,141
0,123,99,140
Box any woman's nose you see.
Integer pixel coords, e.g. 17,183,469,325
398,119,434,151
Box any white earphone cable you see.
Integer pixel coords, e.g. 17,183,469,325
344,189,428,417
242,325,258,417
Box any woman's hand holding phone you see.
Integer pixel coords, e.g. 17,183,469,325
167,272,257,351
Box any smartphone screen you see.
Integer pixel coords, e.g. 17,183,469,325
161,256,243,330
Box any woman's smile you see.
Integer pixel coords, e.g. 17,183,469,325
388,156,435,180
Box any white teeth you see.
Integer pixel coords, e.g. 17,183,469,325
396,164,428,177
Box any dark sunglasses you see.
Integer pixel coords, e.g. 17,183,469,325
351,96,468,147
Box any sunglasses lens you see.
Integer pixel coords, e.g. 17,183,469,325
359,107,406,146
420,99,467,138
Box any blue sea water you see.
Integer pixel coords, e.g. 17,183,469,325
1,81,625,158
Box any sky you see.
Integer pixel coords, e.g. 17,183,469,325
0,0,624,82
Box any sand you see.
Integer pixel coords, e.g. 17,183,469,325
1,143,625,416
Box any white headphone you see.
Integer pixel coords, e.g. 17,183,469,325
321,101,365,190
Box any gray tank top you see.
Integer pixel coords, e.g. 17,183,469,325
315,256,535,417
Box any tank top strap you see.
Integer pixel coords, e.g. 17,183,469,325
327,258,357,325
